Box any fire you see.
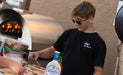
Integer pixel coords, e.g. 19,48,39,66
2,25,5,28
1,21,22,36
7,24,12,29
14,24,21,29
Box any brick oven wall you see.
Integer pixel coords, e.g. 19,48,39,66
29,0,118,75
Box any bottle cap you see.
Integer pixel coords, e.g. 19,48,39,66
53,51,60,61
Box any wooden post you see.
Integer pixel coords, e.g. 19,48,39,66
23,0,31,10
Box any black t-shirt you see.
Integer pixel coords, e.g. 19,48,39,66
53,29,107,75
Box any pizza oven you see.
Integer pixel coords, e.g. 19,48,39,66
0,8,32,50
0,8,24,39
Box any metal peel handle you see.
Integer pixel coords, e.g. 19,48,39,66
35,60,41,67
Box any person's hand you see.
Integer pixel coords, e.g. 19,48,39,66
93,71,103,75
28,52,39,60
9,61,26,74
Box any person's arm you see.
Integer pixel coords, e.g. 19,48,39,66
38,46,56,59
28,46,56,60
0,56,26,74
93,38,106,75
93,66,103,75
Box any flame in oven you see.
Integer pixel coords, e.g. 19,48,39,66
1,21,22,36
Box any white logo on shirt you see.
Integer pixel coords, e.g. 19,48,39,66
83,42,92,48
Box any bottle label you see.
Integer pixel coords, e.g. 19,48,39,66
45,65,60,75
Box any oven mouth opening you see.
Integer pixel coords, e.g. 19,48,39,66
0,20,22,37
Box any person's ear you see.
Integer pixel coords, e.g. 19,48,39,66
88,16,94,23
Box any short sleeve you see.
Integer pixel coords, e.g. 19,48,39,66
53,30,69,52
93,39,107,67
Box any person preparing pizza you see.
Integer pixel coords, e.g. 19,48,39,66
28,1,107,75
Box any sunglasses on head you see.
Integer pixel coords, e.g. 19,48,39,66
72,18,87,25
